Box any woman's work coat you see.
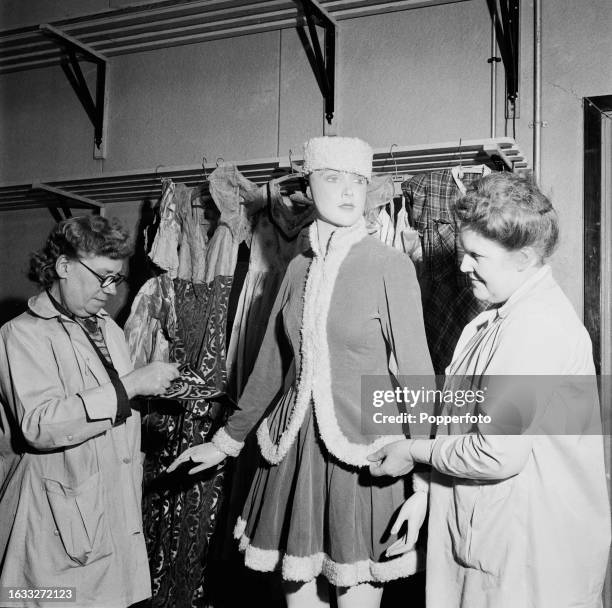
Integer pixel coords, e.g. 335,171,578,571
0,291,150,608
426,266,611,608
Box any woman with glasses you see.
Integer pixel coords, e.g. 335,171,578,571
0,215,179,608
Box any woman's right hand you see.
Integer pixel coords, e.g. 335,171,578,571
121,361,180,398
367,440,415,477
166,442,226,475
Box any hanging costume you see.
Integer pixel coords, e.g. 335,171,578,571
365,174,395,246
125,165,255,608
402,169,488,374
226,178,314,398
211,217,434,586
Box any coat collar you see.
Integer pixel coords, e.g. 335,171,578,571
28,290,109,322
496,264,553,319
307,216,368,259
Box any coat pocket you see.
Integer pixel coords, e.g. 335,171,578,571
43,472,113,567
449,478,515,577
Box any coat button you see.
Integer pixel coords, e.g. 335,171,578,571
67,435,73,441
123,457,131,464
54,530,59,536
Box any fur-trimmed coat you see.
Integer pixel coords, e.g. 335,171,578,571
214,218,434,466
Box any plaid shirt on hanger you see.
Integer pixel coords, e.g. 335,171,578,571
402,169,488,375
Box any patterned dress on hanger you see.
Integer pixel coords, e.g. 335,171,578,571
132,166,254,607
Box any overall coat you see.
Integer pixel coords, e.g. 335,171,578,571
0,291,150,608
426,266,611,608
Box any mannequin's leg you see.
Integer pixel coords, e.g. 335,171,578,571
336,582,384,608
284,577,330,608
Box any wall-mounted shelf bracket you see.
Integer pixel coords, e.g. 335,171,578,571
32,183,106,222
293,0,338,129
39,24,108,157
485,0,520,111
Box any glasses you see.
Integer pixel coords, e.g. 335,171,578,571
76,259,126,289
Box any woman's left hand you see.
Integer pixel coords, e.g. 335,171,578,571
385,491,428,557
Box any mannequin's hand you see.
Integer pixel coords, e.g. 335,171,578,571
367,440,415,477
385,492,428,557
167,442,226,475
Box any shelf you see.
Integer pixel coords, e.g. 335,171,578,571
0,137,528,212
0,0,470,74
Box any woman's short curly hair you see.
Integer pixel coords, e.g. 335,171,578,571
29,215,134,289
455,172,559,259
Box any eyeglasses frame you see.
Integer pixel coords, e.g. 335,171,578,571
75,258,126,289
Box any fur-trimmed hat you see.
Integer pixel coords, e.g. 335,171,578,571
302,136,373,182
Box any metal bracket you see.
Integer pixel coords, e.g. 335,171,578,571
486,0,520,107
32,183,106,221
482,143,519,172
293,0,338,128
39,24,108,157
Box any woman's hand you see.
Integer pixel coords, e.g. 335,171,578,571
385,491,428,557
367,440,415,477
166,442,226,475
121,361,180,398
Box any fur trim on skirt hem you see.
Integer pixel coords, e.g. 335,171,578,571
233,518,423,587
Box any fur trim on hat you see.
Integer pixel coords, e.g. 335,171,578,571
302,136,373,181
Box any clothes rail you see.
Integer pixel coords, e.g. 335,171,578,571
0,137,527,214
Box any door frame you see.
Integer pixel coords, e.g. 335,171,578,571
583,93,612,606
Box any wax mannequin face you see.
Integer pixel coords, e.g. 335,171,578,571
308,169,368,227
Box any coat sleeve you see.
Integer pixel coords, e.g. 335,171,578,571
380,250,434,378
429,434,533,480
427,316,566,480
0,321,114,451
379,250,435,443
213,260,296,455
378,250,435,490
